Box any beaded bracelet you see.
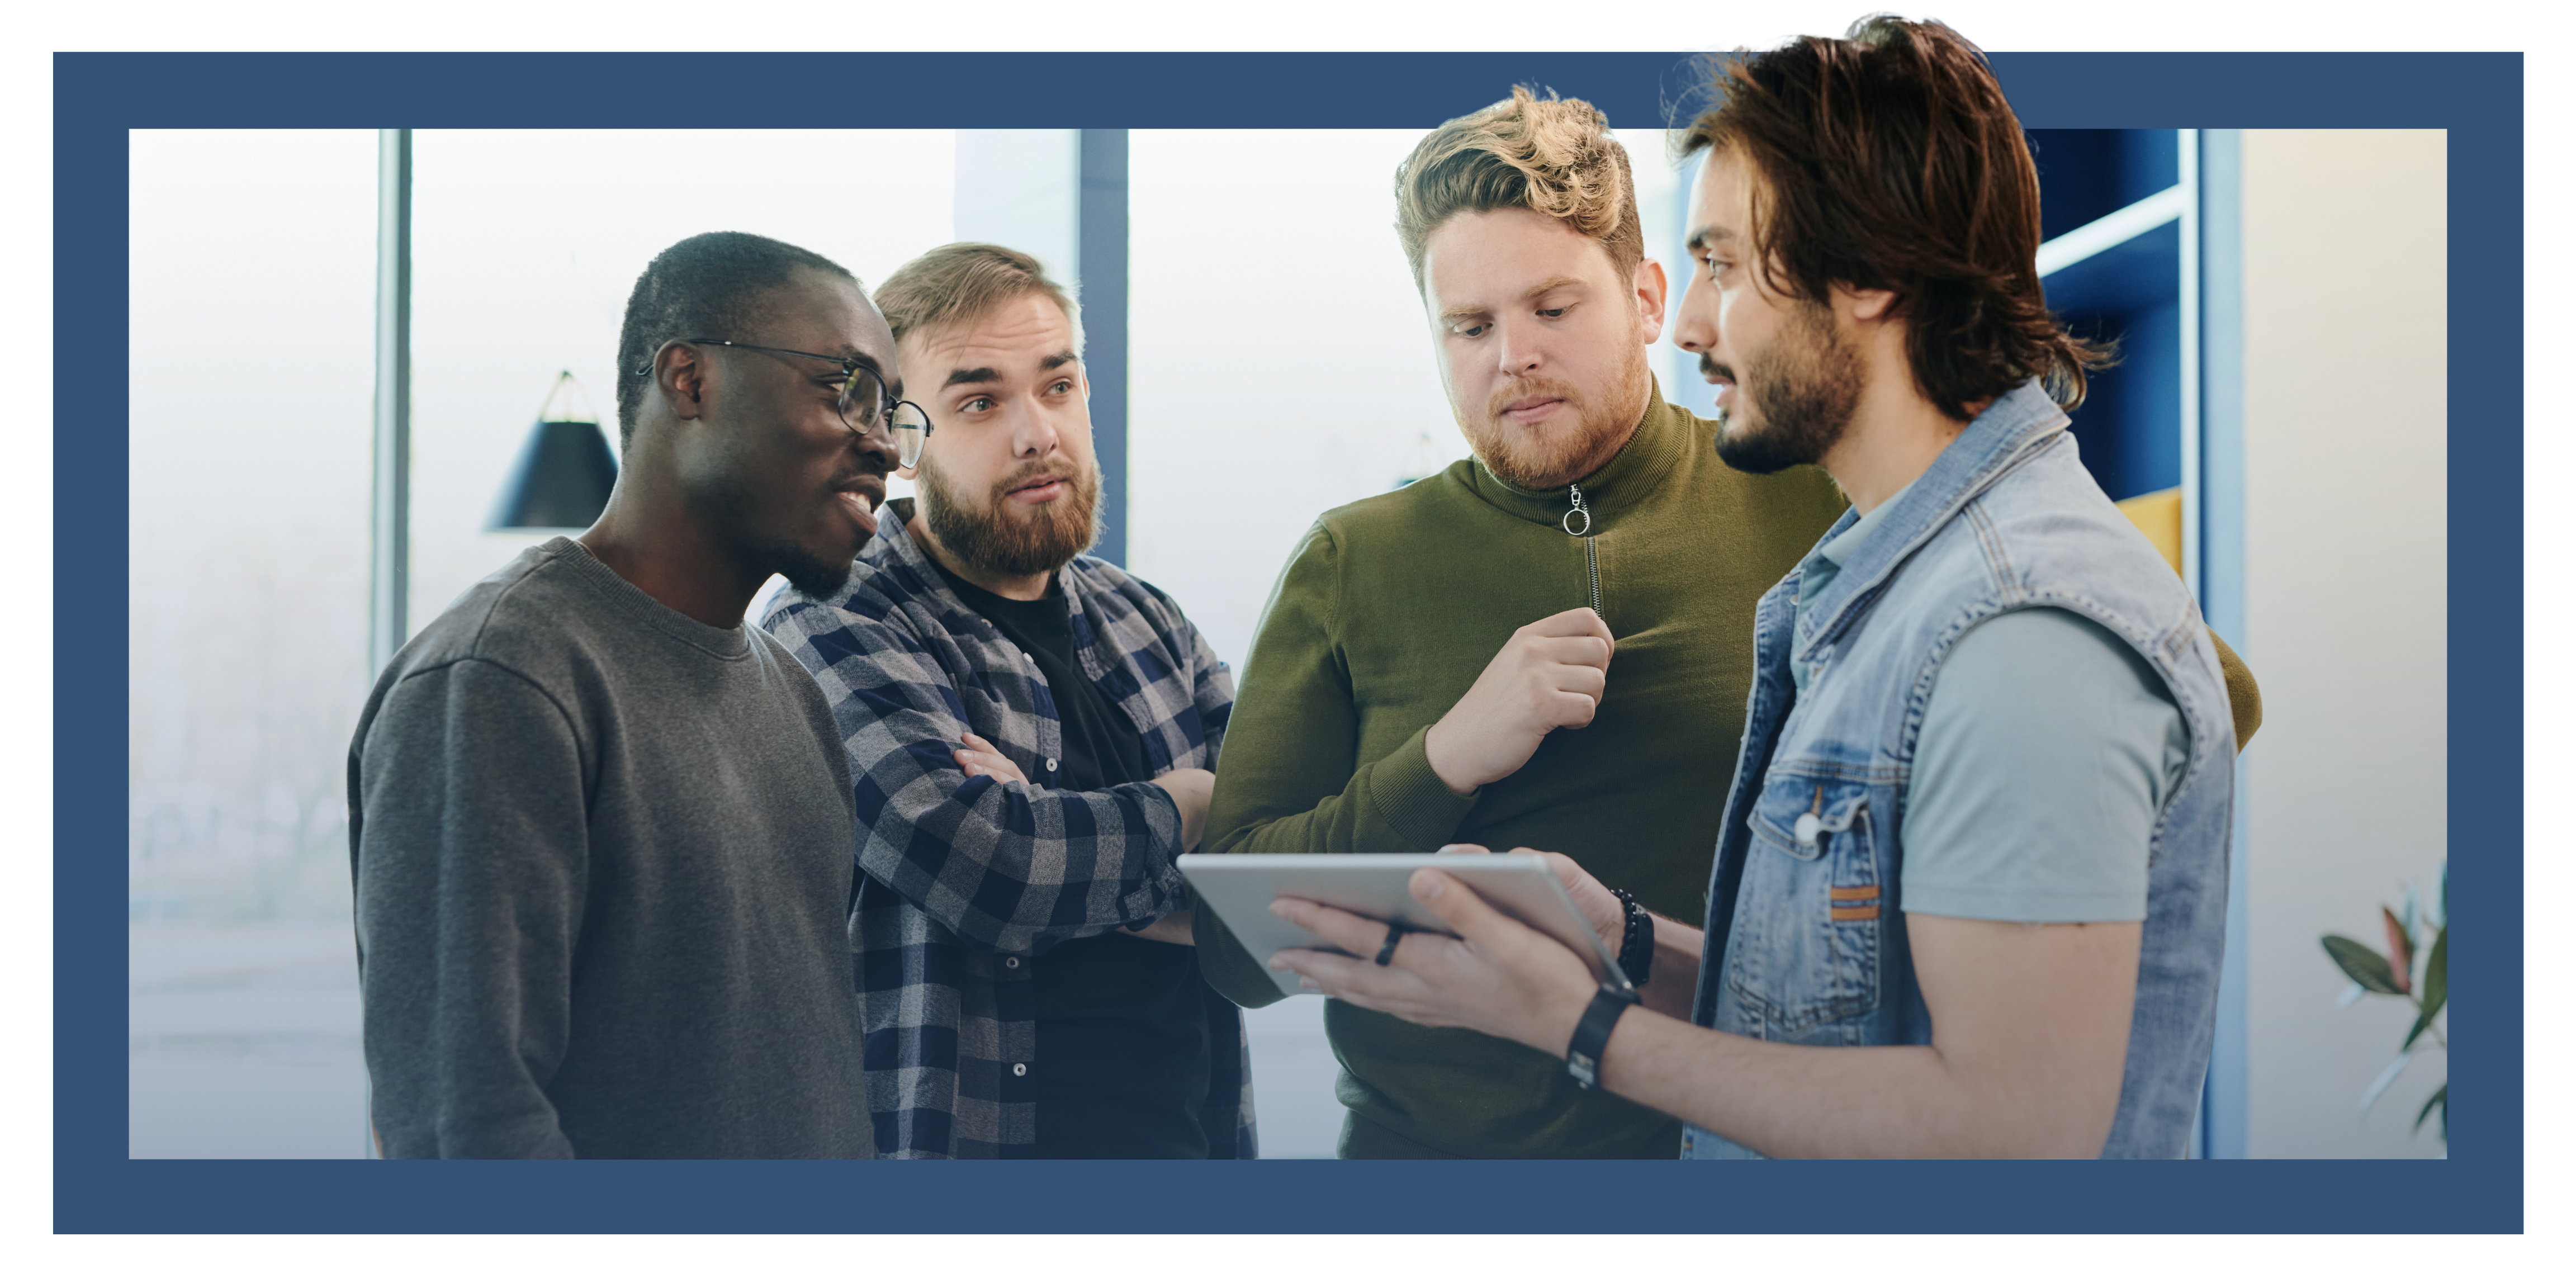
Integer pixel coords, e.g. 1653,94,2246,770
1606,887,1654,988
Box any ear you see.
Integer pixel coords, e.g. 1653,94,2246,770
659,342,711,419
1632,256,1670,345
1838,285,1899,324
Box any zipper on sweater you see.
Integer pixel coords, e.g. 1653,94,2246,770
1564,484,1603,621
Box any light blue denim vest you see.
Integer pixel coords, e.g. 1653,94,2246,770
1679,381,2236,1160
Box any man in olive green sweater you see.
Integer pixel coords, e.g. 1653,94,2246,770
1194,90,2261,1159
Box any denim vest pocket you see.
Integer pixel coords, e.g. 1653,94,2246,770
1725,773,1883,1034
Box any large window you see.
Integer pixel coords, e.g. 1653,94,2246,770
128,130,380,1158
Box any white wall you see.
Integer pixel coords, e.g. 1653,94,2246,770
1126,129,1466,675
2241,129,2448,1158
953,129,1079,290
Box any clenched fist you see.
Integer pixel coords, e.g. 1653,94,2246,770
1422,607,1616,795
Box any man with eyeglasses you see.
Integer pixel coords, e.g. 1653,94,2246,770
349,231,897,1158
764,242,1251,1160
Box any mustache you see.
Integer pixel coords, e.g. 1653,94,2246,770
1698,354,1737,384
1485,378,1583,421
990,456,1088,501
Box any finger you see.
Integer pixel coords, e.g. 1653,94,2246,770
1409,866,1548,953
1524,605,1617,657
1545,662,1607,698
1531,634,1614,669
1528,606,1611,637
1545,691,1599,730
1438,842,1491,855
1269,945,1396,993
1269,896,1400,959
959,731,1000,752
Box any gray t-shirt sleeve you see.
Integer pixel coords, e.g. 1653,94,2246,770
1900,608,2188,924
355,657,586,1158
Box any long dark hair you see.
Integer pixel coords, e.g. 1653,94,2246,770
1676,15,2109,416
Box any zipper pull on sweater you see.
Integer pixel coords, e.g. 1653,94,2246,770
1562,483,1593,536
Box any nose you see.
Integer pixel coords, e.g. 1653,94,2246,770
849,411,902,474
1672,273,1716,355
1493,318,1545,377
1011,399,1061,460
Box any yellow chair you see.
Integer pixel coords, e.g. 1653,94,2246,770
2116,487,2184,578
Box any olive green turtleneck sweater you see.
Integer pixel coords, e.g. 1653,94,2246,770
1196,386,1849,1159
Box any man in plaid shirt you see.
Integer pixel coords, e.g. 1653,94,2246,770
765,242,1252,1159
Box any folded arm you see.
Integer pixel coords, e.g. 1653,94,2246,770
770,599,1195,956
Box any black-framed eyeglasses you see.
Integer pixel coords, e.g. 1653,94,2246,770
641,338,932,465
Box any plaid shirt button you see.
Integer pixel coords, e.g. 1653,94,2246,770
1012,1063,1028,1077
1005,956,1020,969
1045,757,1059,772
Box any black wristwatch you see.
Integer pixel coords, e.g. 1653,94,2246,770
1607,887,1654,988
1565,981,1637,1090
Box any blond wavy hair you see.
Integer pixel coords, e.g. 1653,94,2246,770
873,242,1085,356
1393,87,1644,292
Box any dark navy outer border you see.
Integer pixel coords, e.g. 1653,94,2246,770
59,51,2521,1234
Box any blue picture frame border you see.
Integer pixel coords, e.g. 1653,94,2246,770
59,50,2520,1234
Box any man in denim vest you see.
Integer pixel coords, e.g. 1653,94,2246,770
1268,17,2239,1158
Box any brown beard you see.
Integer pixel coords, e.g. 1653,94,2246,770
917,449,1103,577
1711,299,1865,476
1457,339,1652,491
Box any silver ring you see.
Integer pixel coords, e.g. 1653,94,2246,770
1374,923,1405,967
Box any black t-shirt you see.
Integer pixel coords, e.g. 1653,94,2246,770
932,561,1214,1160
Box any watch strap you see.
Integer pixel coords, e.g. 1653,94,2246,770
1565,982,1636,1090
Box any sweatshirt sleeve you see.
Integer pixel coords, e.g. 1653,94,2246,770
2207,629,2262,751
765,594,1192,957
352,659,585,1159
1194,522,1483,1007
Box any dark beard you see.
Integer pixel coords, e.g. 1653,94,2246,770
699,474,858,603
918,452,1102,577
763,538,856,601
1710,300,1864,476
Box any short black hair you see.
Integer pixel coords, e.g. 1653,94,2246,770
614,231,859,447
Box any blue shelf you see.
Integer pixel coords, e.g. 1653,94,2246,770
2045,211,2184,501
2033,131,2188,505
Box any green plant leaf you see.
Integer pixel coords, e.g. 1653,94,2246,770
2414,1083,2447,1138
2403,926,2447,1051
2322,935,2406,994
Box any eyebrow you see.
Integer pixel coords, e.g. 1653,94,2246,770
1685,224,1741,253
1437,276,1592,325
941,353,1081,387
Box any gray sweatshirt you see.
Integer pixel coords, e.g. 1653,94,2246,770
348,537,872,1159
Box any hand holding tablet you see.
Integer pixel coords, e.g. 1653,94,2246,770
1180,850,1631,998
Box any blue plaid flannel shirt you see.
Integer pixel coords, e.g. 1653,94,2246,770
763,500,1254,1159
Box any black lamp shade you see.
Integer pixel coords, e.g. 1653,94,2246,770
488,419,618,531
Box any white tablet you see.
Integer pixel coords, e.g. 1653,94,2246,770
1179,853,1633,999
